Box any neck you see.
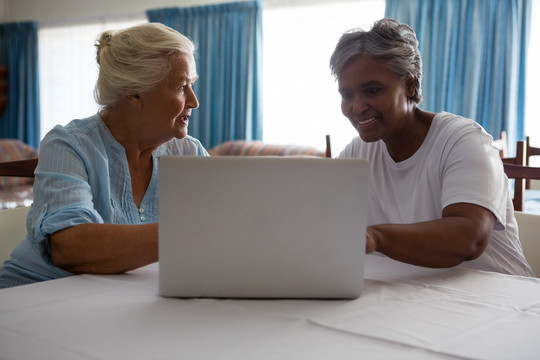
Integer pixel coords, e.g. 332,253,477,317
100,105,158,161
384,108,435,163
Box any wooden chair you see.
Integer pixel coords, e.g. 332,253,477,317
503,162,540,212
493,131,508,158
0,158,38,177
325,134,332,158
525,136,540,189
501,140,526,211
501,140,525,166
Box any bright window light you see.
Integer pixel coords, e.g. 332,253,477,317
262,0,385,154
38,18,146,139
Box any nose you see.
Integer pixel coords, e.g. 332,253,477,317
352,95,368,115
186,86,199,109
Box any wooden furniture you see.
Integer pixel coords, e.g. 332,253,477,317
325,134,332,158
501,140,525,166
0,139,39,209
503,162,540,211
525,136,540,189
0,158,38,178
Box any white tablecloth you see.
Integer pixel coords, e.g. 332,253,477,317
1,255,540,360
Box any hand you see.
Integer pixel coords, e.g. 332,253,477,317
365,226,378,253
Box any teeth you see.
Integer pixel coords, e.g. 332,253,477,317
358,117,375,125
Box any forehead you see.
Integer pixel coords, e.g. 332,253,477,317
338,55,396,86
168,53,198,82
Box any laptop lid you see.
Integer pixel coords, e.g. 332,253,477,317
158,156,369,299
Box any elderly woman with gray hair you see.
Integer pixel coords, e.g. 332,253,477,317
0,23,208,288
331,18,533,276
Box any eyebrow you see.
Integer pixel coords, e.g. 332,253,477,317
176,74,199,84
360,80,383,88
338,80,382,93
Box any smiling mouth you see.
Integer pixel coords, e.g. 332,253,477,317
179,115,190,124
356,117,376,127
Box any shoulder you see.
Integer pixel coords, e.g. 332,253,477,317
432,111,486,137
427,112,494,154
40,114,106,150
36,114,119,179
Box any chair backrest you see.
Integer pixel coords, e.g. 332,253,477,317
503,163,540,211
0,158,38,177
493,131,508,158
325,134,332,158
515,211,540,277
0,206,30,264
525,136,540,189
0,139,39,187
501,140,525,166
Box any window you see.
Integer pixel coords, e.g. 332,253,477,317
38,1,539,157
38,17,146,139
262,0,385,154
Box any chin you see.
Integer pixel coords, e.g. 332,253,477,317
174,126,188,140
358,131,380,143
176,132,188,140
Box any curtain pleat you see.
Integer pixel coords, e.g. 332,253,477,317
0,22,41,148
385,0,530,155
147,1,263,149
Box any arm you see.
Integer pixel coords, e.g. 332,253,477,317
49,222,158,274
366,203,496,268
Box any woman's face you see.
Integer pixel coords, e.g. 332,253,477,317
338,54,414,144
138,53,199,142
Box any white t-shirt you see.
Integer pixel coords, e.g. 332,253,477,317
339,111,534,276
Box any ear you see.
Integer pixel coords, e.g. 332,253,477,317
126,93,142,109
405,77,416,98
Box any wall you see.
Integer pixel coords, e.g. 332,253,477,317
1,0,340,24
3,0,237,24
0,0,8,22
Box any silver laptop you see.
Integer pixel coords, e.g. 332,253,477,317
158,156,369,299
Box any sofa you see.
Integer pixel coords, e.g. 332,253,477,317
0,139,38,209
208,140,326,157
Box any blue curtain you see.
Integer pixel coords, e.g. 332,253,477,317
147,1,263,149
385,0,530,155
0,22,41,148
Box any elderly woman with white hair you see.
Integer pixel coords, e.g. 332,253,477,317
331,18,534,276
0,23,208,288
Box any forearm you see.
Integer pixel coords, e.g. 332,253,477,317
49,222,158,274
368,203,495,268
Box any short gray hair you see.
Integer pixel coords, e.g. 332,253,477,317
94,22,195,108
329,18,423,104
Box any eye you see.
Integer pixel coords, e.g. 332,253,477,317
339,91,353,101
365,87,381,94
178,82,195,93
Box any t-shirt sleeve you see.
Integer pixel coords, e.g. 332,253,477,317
440,122,508,228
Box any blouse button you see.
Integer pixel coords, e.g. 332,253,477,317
140,216,146,221
139,208,144,213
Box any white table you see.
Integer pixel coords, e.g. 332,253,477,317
1,255,540,360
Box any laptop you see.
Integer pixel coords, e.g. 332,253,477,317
158,156,369,299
